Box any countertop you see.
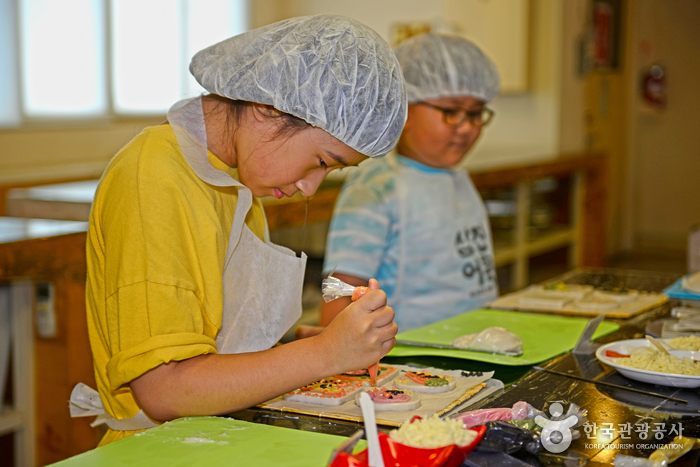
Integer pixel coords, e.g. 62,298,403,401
53,267,699,466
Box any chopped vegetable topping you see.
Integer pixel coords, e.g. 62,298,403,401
605,350,630,358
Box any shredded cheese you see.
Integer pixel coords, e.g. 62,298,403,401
615,351,700,376
389,416,477,448
668,335,700,351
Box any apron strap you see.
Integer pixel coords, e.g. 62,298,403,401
225,189,252,269
69,383,159,431
167,97,254,270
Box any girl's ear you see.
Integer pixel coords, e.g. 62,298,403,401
251,103,283,122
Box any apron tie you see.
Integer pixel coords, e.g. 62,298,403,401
69,383,159,431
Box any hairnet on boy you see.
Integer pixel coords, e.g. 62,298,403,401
393,33,500,103
190,15,407,158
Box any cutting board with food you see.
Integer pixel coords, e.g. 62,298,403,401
258,364,501,427
387,309,619,365
487,282,667,318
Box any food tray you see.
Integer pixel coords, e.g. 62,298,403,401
487,285,667,319
663,275,700,301
258,365,501,427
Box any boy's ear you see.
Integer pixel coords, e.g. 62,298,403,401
402,103,418,131
251,103,283,122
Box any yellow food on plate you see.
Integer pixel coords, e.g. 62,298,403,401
614,351,700,376
668,335,700,351
390,416,477,448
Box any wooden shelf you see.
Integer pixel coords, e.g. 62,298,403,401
0,409,24,436
263,152,607,291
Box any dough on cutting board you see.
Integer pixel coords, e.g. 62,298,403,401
573,298,619,311
451,326,523,354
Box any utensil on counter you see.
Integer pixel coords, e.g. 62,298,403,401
395,339,523,356
358,392,384,467
646,335,671,355
573,314,606,355
533,366,687,404
327,429,364,466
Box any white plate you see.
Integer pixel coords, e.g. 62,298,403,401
595,339,700,388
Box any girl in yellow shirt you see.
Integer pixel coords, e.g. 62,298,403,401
73,15,406,445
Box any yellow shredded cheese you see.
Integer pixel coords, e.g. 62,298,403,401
668,335,700,351
615,351,700,376
389,416,477,448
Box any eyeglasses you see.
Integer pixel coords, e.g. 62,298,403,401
416,102,495,127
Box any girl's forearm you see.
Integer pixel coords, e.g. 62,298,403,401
130,336,340,421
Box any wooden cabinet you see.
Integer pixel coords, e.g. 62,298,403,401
469,153,607,292
0,233,101,467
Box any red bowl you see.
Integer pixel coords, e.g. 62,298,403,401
329,424,486,467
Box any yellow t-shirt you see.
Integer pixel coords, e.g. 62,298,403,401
86,124,266,445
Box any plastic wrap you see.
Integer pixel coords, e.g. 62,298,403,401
322,276,368,303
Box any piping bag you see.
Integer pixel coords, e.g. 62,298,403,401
322,275,378,385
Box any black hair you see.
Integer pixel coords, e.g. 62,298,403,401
205,94,311,144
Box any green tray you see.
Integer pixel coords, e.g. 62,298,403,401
51,416,357,467
388,309,619,366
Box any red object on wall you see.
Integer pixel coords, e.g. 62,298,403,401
593,2,613,67
641,64,667,109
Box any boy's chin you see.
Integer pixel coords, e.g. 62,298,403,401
436,152,469,168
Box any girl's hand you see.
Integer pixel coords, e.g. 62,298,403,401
318,279,397,374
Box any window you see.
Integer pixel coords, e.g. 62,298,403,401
0,0,248,126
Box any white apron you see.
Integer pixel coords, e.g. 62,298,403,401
388,154,498,331
71,97,306,430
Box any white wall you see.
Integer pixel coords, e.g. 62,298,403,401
466,0,567,171
275,0,569,172
0,0,571,184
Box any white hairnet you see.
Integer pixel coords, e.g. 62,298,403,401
190,15,407,158
393,33,500,103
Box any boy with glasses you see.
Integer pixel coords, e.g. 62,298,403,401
320,33,500,331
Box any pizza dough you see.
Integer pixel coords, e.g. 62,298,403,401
355,387,421,411
393,370,456,394
336,365,399,386
573,298,619,311
539,283,594,299
283,378,364,406
518,295,571,309
451,326,523,354
592,289,639,302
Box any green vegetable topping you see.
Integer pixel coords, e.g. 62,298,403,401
425,377,449,387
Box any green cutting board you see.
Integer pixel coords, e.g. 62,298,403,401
388,309,619,365
50,416,360,467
